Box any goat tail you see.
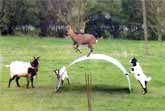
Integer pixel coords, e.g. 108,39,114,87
96,39,98,43
147,76,152,82
5,65,10,68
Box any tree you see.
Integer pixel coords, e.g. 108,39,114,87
85,0,124,38
15,0,39,34
0,0,38,35
36,0,49,36
48,0,95,32
0,0,17,35
142,0,149,54
145,0,160,40
145,0,165,41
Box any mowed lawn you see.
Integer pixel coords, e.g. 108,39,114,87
0,36,165,111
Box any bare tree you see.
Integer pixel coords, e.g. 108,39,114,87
155,0,165,41
48,0,95,32
146,0,165,41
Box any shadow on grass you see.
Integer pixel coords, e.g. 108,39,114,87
62,84,130,94
2,84,130,94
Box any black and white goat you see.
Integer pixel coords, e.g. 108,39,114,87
6,57,39,88
54,66,70,92
129,57,151,94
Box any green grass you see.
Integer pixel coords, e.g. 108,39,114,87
0,36,165,111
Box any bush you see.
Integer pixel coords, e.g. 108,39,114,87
120,31,144,40
102,31,113,39
161,33,165,40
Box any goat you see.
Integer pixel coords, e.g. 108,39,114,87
54,66,70,92
67,26,97,57
129,57,151,94
6,57,40,88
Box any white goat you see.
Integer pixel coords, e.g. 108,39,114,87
54,66,70,92
6,57,39,88
7,61,31,77
129,57,151,94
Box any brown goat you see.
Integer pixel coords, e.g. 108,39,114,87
67,26,97,56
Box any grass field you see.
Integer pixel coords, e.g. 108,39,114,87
0,36,165,111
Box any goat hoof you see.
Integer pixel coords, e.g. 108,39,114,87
55,90,59,93
55,88,61,93
142,91,147,95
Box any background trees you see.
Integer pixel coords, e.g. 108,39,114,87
48,0,95,32
0,0,165,40
145,0,165,41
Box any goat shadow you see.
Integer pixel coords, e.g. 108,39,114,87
62,84,130,94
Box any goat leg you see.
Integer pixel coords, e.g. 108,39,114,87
73,45,78,51
73,44,82,53
15,76,20,87
138,80,147,95
31,78,35,88
8,79,11,88
26,78,30,88
76,48,82,53
73,43,78,51
55,79,61,92
67,78,71,85
143,81,148,95
87,48,93,57
8,75,17,88
75,45,82,53
143,88,147,95
61,80,64,87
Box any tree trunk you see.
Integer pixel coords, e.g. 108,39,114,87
142,0,149,55
157,4,162,41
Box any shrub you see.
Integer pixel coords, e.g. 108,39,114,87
102,31,113,39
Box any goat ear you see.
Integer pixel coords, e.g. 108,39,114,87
33,56,36,59
68,25,72,29
37,56,40,59
54,69,58,74
133,57,137,61
66,25,69,29
53,69,56,73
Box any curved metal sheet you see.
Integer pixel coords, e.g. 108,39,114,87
69,54,131,91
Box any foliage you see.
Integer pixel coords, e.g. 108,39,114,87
47,0,96,32
0,0,165,40
145,0,165,41
0,0,38,35
102,31,113,39
0,0,17,35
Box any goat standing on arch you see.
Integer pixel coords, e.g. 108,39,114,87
67,26,97,57
129,57,151,94
6,57,40,88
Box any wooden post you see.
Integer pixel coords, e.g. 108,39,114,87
0,56,2,94
85,73,92,111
